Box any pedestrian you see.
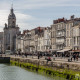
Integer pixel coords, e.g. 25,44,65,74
76,53,79,61
25,53,27,58
38,52,40,59
70,54,73,61
73,54,76,61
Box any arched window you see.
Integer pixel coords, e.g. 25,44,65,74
13,21,15,23
13,21,15,25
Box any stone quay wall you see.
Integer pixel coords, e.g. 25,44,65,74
10,57,80,71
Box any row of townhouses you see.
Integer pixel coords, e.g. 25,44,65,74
16,27,51,53
0,7,80,54
16,15,80,54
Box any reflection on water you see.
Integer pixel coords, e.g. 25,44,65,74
0,64,66,80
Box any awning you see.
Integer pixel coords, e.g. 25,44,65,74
71,50,80,52
50,49,58,51
57,49,71,52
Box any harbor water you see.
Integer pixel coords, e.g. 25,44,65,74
0,64,67,80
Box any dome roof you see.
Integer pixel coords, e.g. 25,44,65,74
8,8,16,19
8,13,16,19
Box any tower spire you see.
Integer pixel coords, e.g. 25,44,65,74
11,0,13,9
11,3,13,9
10,0,14,14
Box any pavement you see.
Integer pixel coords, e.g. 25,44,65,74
1,54,80,65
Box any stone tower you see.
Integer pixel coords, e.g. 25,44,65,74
3,6,20,54
8,6,16,28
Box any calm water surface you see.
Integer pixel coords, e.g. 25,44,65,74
0,64,67,80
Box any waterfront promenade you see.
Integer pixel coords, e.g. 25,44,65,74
2,54,80,65
1,54,80,69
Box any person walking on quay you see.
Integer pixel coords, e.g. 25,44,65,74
38,52,40,59
73,54,76,61
69,53,72,62
70,54,73,61
53,54,55,61
76,53,79,61
25,53,27,58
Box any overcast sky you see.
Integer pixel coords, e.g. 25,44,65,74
0,0,80,32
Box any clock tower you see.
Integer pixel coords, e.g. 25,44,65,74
3,6,20,54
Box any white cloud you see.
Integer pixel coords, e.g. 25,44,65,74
15,11,36,31
16,11,34,22
0,10,35,32
14,0,80,9
0,0,79,32
0,10,9,31
0,0,78,10
18,23,34,32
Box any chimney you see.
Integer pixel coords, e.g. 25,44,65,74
71,15,75,20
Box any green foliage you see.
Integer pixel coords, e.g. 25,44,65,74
10,60,80,80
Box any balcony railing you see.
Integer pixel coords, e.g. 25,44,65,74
73,44,80,47
56,42,65,45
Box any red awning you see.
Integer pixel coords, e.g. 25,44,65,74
72,50,80,52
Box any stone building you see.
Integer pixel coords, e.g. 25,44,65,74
23,30,31,53
65,20,73,50
51,18,66,51
22,28,39,53
3,7,20,53
22,27,51,53
35,33,38,52
20,35,24,53
0,32,3,53
15,14,80,54
16,34,23,54
51,15,80,53
44,27,51,52
72,24,80,50
18,27,46,53
23,29,36,53
66,15,80,50
36,27,45,52
30,29,36,53
34,27,42,52
51,24,56,52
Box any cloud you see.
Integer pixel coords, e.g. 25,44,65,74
0,0,80,32
13,0,80,9
0,0,80,10
16,11,35,22
15,11,36,31
0,0,79,10
0,10,35,31
0,10,9,31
